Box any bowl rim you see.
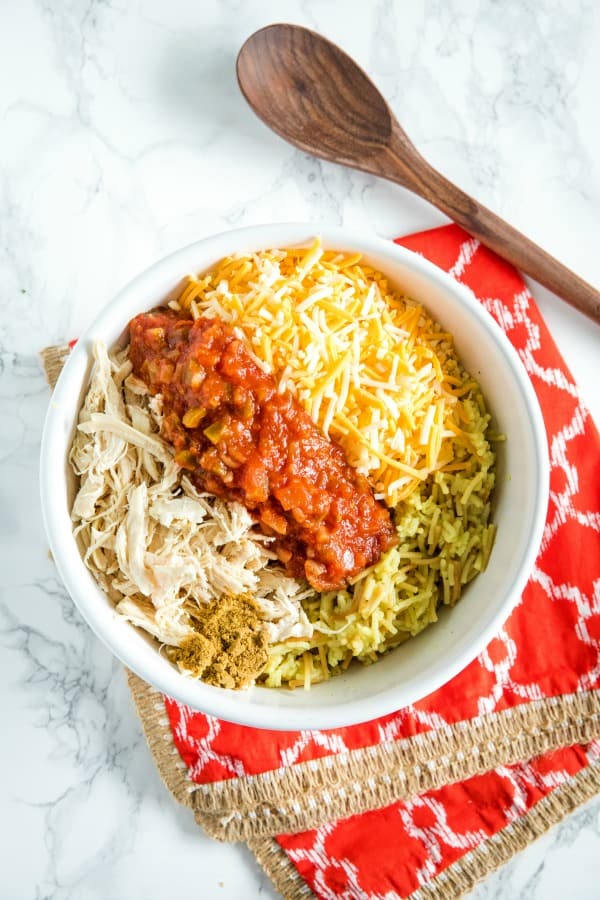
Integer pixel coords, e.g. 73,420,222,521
40,222,549,730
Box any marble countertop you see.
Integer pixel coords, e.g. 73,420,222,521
1,1,599,897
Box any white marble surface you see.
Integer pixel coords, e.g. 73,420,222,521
1,0,599,897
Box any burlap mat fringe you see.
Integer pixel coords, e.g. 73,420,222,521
247,837,316,900
408,760,600,900
192,691,600,841
247,761,600,900
126,671,193,807
125,669,600,899
40,345,71,388
124,667,600,844
41,344,71,389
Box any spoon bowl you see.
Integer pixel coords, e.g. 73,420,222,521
237,24,600,324
237,24,394,170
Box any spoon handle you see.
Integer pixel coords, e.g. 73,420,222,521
384,142,600,325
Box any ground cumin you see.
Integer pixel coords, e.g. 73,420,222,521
168,593,269,690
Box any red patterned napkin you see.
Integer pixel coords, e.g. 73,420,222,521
44,224,600,898
152,225,600,897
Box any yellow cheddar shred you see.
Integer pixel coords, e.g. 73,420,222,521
176,239,467,506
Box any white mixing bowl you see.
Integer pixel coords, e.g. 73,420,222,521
40,224,549,730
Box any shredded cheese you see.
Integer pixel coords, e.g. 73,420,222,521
176,239,465,505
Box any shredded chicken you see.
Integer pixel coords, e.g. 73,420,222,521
70,342,314,649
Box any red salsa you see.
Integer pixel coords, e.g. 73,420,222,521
129,311,396,591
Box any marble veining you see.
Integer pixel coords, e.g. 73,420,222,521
1,0,599,897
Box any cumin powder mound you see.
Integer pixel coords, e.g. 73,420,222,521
168,593,268,690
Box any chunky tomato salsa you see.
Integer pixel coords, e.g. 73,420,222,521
128,311,396,591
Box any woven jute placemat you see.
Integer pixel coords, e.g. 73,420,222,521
124,669,600,900
41,223,600,898
41,340,600,898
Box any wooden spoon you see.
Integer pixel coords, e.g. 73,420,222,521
237,23,600,325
